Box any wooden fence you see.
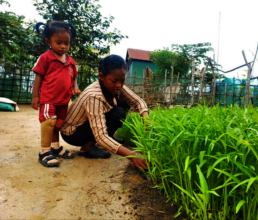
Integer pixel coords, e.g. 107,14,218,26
125,69,258,108
1,57,257,108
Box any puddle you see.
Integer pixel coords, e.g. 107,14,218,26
62,159,74,167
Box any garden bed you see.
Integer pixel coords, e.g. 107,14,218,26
117,104,258,220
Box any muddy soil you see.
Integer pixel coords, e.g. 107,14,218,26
0,105,179,219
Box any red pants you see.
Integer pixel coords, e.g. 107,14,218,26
39,104,68,131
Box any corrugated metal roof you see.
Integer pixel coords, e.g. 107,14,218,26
127,48,154,61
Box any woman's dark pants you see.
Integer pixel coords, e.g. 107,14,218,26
61,105,128,146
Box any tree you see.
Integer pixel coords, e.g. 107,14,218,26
171,43,222,78
33,0,127,91
33,0,127,69
149,50,190,77
0,0,38,66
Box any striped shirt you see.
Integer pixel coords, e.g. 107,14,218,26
61,80,148,154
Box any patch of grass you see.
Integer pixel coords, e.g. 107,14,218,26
9,146,21,151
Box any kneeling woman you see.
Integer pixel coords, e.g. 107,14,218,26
61,55,148,169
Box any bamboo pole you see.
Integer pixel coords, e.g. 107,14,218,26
142,70,145,99
232,85,235,106
210,59,217,107
242,51,252,107
191,57,195,106
176,72,180,105
133,69,136,92
199,62,209,105
186,75,190,107
224,82,227,107
153,70,156,93
153,70,156,92
170,66,174,105
164,69,167,104
239,84,243,107
218,78,221,105
17,67,22,103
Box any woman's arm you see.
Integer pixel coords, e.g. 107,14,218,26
117,112,149,169
31,74,43,110
86,96,148,169
119,85,148,115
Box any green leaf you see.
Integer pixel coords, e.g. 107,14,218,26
197,165,209,203
236,200,246,214
246,177,258,193
171,182,194,200
214,168,241,184
207,157,227,178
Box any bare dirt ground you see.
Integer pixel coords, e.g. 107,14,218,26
0,105,179,220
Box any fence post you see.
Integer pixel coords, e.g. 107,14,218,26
142,70,145,99
10,66,15,101
239,84,243,107
2,64,7,97
170,66,174,106
186,75,190,107
242,51,252,107
199,62,209,105
177,72,180,104
210,59,217,107
224,82,227,107
133,69,136,92
153,70,156,93
191,58,195,106
232,85,235,106
18,67,22,103
164,69,167,104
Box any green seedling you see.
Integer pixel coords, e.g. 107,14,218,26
118,181,125,193
118,104,258,220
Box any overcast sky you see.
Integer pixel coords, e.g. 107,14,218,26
1,0,258,78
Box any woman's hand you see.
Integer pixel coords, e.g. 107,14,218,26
31,97,40,110
140,111,149,118
117,145,148,170
131,157,148,170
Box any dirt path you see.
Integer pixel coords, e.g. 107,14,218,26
0,105,178,220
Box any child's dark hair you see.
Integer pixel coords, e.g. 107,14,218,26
35,21,76,42
98,55,127,76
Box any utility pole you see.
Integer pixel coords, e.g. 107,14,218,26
217,12,221,64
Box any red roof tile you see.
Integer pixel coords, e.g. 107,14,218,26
127,48,154,61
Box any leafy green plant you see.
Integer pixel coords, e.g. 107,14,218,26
119,104,258,220
171,43,223,79
0,0,40,67
149,50,190,77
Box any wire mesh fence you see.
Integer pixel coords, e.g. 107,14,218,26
1,62,258,108
215,78,258,107
0,64,35,104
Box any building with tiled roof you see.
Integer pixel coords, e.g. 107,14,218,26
125,48,159,79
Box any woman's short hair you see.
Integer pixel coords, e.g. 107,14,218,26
98,55,127,76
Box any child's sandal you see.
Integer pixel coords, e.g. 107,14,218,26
38,151,60,167
51,146,74,159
